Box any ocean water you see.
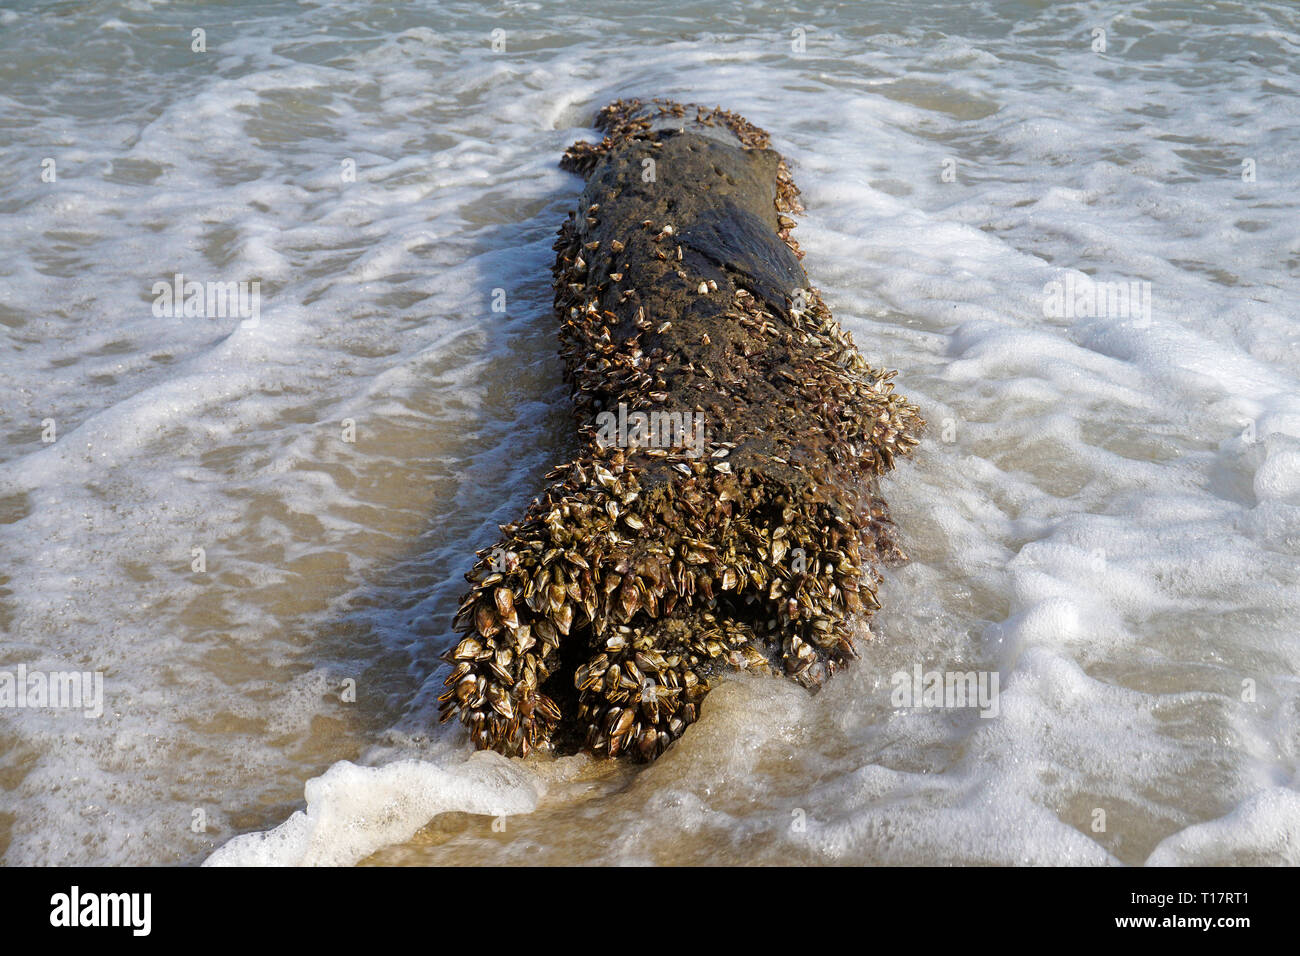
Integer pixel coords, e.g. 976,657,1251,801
1,0,1297,866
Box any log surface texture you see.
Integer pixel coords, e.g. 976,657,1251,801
438,99,923,761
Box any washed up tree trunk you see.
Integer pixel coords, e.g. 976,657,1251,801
438,99,923,761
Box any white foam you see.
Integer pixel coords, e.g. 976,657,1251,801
1147,787,1300,866
205,751,544,867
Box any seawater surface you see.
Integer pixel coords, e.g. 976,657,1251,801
0,0,1298,866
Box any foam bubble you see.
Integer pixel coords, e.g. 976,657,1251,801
1147,788,1300,866
206,751,544,867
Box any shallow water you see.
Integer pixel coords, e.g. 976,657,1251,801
1,0,1298,866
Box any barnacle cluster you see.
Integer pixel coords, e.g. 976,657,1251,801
438,100,923,761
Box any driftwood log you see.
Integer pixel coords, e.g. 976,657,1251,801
438,99,923,761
